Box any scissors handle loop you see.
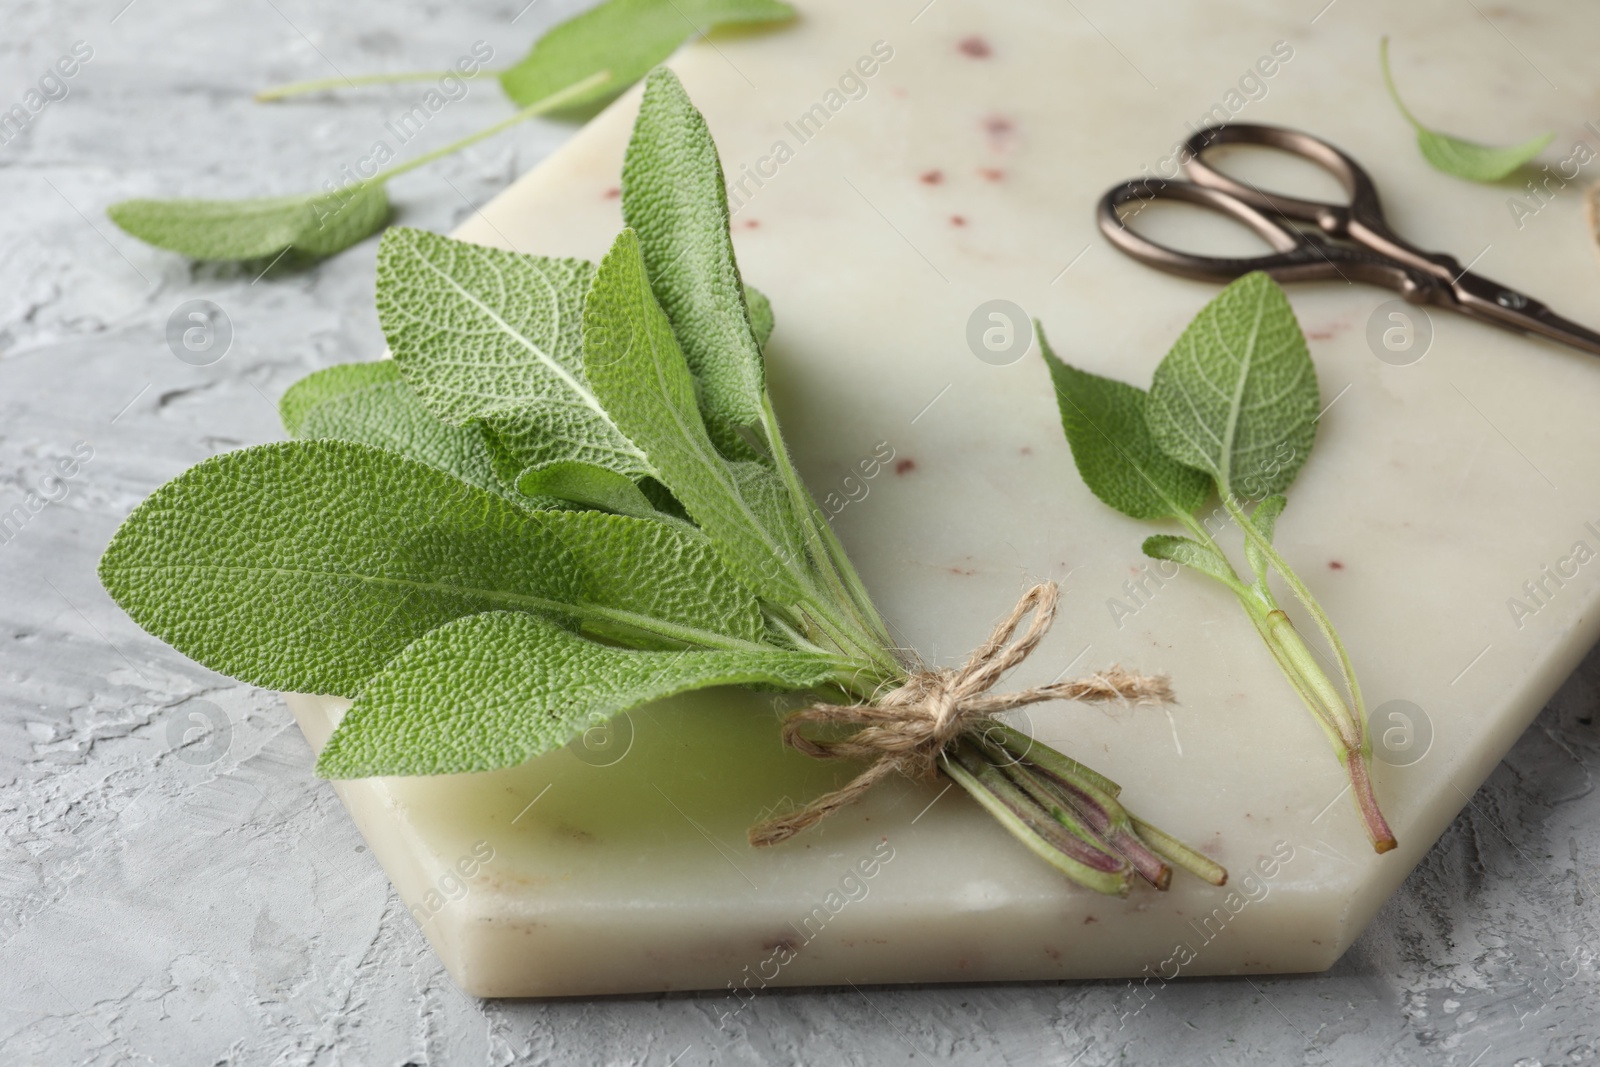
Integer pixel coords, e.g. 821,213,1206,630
1180,124,1382,236
1096,179,1434,294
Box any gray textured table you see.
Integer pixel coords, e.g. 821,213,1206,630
2,1,1597,1063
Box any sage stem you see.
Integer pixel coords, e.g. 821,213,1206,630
255,69,487,102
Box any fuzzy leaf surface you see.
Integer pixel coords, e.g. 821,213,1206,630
623,68,766,440
317,611,833,777
1042,331,1211,521
517,460,659,518
1142,535,1239,589
499,0,794,110
1244,494,1288,589
375,227,651,482
280,361,527,505
108,183,389,261
1145,272,1319,499
98,441,763,697
584,229,809,603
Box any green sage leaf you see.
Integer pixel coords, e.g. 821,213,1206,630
1141,535,1240,591
1243,494,1288,590
746,283,775,349
280,360,530,506
517,460,660,518
1380,37,1551,183
1144,272,1319,500
375,226,652,483
541,508,764,647
98,440,763,697
108,182,389,262
623,68,767,446
584,228,809,603
1040,328,1209,521
317,611,834,778
499,0,795,110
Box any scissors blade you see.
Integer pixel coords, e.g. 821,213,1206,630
1446,270,1600,360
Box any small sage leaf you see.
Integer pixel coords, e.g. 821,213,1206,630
746,284,775,349
1243,494,1288,590
1142,535,1240,590
1040,328,1209,521
108,182,389,262
499,0,795,110
517,460,661,519
280,360,541,508
1145,272,1319,500
1380,37,1551,183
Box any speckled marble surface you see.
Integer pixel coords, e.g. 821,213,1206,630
2,0,1599,1064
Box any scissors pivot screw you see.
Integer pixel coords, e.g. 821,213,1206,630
1496,291,1528,310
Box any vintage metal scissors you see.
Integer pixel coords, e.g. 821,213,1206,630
1098,123,1600,359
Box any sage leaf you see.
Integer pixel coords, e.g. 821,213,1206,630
280,360,533,506
518,460,661,519
108,182,389,262
623,68,768,447
98,440,763,697
746,283,775,349
317,611,835,777
1040,329,1209,521
1142,535,1241,591
541,508,765,648
98,440,582,697
1380,37,1551,183
1145,272,1318,500
584,228,810,603
499,0,795,110
1243,494,1287,590
375,227,652,483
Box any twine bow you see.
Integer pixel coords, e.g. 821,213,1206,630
748,582,1173,847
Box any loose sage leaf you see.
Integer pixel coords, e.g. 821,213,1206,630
317,611,833,778
1380,37,1551,183
623,68,767,446
1243,494,1288,589
108,182,389,262
375,227,652,483
746,284,775,349
1145,272,1319,500
98,440,764,697
584,228,809,603
499,0,795,110
517,460,660,519
1040,328,1210,521
280,361,533,506
1142,535,1239,589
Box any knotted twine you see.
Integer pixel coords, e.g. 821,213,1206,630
747,582,1173,847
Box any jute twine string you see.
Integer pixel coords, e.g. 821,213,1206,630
747,582,1172,847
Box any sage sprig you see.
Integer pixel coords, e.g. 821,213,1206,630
255,0,795,111
109,0,795,264
101,69,1226,896
1041,272,1398,854
1379,36,1550,183
109,71,608,263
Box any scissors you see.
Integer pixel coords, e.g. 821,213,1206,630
1097,123,1600,359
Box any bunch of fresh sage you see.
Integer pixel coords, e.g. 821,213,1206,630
101,69,1227,896
1040,272,1397,853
